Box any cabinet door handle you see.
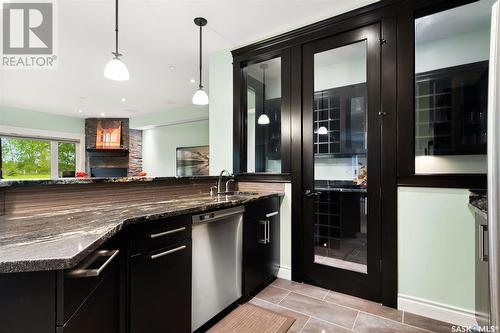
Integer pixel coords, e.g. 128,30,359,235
266,220,271,244
479,224,488,262
258,220,267,244
266,211,279,218
68,250,120,278
150,227,186,239
151,245,186,260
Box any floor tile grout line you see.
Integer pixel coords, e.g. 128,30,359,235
297,316,311,333
306,316,357,332
322,290,329,300
351,311,360,330
272,287,330,302
277,290,292,305
257,296,357,331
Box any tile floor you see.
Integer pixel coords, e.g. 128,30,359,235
248,278,458,333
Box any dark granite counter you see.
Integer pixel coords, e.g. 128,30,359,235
469,190,487,217
0,176,218,188
0,191,282,273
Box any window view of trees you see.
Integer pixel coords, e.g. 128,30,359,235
1,137,51,179
58,142,76,177
0,137,77,179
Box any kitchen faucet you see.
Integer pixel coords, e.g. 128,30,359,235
217,169,233,194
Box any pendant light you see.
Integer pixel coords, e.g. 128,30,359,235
257,63,270,125
192,17,209,105
318,126,328,135
104,0,129,81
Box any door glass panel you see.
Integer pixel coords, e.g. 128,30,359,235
313,41,368,274
414,0,492,174
245,58,282,173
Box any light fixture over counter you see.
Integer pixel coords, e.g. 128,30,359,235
192,17,209,105
257,63,270,125
104,0,129,82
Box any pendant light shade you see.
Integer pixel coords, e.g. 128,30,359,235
192,89,209,105
257,114,270,125
104,58,129,81
318,126,328,135
104,0,129,81
193,17,208,105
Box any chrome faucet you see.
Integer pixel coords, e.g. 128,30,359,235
217,169,232,194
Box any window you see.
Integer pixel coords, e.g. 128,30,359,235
414,0,492,174
244,57,282,173
1,136,77,179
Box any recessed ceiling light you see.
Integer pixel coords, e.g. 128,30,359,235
169,66,176,71
100,112,105,117
121,97,127,102
78,109,83,113
190,78,196,84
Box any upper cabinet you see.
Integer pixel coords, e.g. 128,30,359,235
413,0,492,174
244,58,282,173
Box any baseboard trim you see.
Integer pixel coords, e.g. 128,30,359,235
277,266,291,280
398,294,477,327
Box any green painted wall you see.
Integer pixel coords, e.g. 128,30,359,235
208,50,233,175
398,187,475,311
142,120,209,177
130,105,208,129
0,105,84,134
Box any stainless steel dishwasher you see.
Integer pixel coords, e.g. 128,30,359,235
191,206,244,332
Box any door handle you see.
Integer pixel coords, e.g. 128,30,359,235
479,224,488,262
258,220,267,244
150,227,186,239
305,190,321,197
266,220,270,244
151,245,186,260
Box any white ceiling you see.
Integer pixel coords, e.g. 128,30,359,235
0,0,379,119
415,0,494,44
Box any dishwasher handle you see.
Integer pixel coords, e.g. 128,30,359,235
192,206,244,224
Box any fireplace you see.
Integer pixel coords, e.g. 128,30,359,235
90,168,128,178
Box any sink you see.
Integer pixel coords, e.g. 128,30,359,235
219,191,259,196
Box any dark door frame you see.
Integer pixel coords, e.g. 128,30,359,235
301,23,383,302
231,0,480,308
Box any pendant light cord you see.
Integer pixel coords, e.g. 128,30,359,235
199,24,203,89
262,66,266,115
114,0,119,57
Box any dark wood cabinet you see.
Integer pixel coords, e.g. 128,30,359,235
0,271,56,333
415,61,488,156
314,83,367,157
57,237,124,333
243,197,280,296
129,218,192,333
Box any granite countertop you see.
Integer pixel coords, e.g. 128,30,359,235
469,190,487,217
0,191,282,273
0,176,217,188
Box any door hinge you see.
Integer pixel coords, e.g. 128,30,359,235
379,38,387,45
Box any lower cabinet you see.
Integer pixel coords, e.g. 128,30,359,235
129,217,192,333
243,197,280,296
56,238,124,333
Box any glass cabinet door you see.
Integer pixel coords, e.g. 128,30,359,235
244,58,282,173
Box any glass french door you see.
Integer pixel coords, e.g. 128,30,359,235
302,24,382,301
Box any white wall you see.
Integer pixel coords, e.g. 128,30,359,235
398,187,476,326
209,50,233,175
142,120,209,177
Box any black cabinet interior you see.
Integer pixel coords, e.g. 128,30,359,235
314,83,367,156
415,61,488,156
129,218,192,333
247,75,282,172
243,197,280,296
